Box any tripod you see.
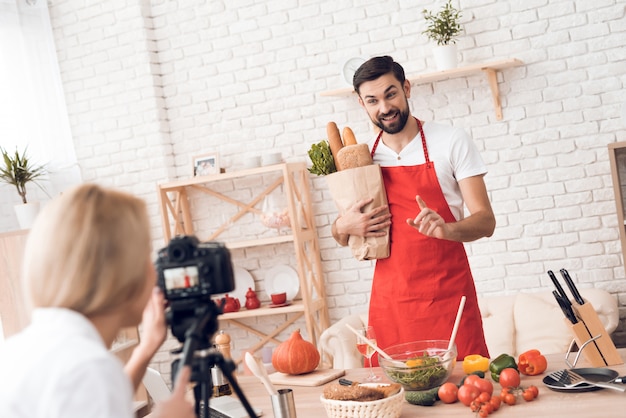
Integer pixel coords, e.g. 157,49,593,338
171,302,257,418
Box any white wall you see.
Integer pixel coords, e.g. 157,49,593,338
26,0,626,378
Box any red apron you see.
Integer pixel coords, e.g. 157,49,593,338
368,120,489,366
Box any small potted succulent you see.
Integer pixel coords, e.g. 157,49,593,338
422,0,463,70
0,146,47,229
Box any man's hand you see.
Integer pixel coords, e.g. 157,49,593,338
332,198,391,246
406,196,449,239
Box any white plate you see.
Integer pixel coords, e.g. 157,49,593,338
265,265,299,301
214,267,254,303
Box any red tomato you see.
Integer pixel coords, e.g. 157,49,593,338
498,368,521,388
522,389,535,401
437,382,459,404
464,375,493,395
489,396,501,411
503,393,516,405
458,384,481,407
477,391,491,404
527,385,539,398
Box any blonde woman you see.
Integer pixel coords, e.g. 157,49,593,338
0,184,195,418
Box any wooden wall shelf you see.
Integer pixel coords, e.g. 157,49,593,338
320,58,524,121
156,162,329,364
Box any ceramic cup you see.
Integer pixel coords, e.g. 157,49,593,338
244,156,261,168
263,152,282,166
271,292,287,305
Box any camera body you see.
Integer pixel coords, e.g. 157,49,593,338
155,235,235,342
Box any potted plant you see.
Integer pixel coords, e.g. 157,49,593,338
0,146,47,229
422,0,463,70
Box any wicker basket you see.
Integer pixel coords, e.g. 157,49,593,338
320,385,404,418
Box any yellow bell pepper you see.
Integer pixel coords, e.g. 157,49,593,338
462,354,490,375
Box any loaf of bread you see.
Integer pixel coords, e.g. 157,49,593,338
336,143,373,170
342,126,358,146
322,382,401,402
327,122,344,170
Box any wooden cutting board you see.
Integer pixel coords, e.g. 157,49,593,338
269,369,345,387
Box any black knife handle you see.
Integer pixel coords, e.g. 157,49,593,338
560,269,585,305
548,270,569,301
339,378,355,386
552,290,578,324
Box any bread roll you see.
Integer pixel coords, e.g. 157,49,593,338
336,143,373,170
322,382,402,402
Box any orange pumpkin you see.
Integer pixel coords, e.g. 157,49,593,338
272,329,320,375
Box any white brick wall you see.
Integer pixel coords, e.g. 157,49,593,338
9,0,622,381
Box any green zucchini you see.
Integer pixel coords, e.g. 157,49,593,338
404,386,440,406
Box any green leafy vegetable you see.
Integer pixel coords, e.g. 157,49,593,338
386,354,448,391
307,140,337,176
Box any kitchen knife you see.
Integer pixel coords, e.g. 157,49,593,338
560,268,585,305
547,270,569,301
552,290,578,324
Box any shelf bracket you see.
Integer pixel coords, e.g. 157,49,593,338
482,68,503,121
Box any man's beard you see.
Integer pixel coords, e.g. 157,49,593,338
373,106,410,134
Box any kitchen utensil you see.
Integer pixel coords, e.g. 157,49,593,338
271,388,297,418
560,268,585,305
543,367,619,393
552,290,578,324
378,339,457,392
614,376,626,383
548,369,626,392
547,270,569,301
245,352,278,396
444,295,465,360
344,323,399,364
269,369,345,387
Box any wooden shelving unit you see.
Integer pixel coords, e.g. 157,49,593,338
320,58,524,121
156,162,329,362
608,142,626,264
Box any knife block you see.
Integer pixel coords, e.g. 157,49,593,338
566,301,623,367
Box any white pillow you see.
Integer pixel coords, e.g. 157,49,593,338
513,292,573,355
479,296,516,358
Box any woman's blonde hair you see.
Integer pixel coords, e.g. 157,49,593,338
22,183,152,316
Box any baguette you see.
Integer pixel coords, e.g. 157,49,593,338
342,126,358,146
336,143,373,170
327,122,344,171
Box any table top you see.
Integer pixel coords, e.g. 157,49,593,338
213,349,626,418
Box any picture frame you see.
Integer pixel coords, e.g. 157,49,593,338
193,153,220,177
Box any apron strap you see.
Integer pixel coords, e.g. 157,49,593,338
370,117,429,164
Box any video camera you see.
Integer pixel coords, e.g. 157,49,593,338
155,235,235,343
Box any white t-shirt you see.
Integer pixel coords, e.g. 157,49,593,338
0,308,134,418
367,121,487,220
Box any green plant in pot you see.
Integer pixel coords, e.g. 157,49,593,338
422,0,463,70
0,147,47,229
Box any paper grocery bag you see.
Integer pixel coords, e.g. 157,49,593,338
325,164,390,260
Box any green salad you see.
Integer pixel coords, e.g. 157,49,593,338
386,354,449,390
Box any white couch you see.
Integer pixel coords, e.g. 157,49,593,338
319,288,619,369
